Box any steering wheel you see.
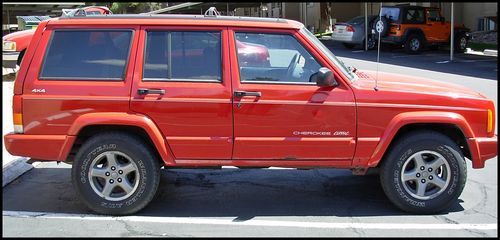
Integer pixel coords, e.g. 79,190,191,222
286,53,300,80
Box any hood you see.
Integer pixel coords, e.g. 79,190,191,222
353,70,486,100
3,29,36,41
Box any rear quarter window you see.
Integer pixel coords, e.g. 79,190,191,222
39,29,133,80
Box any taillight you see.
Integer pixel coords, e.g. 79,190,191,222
13,95,23,133
346,25,355,32
395,24,401,30
487,109,493,134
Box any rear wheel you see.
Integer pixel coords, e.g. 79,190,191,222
72,132,161,215
379,131,467,214
404,34,424,54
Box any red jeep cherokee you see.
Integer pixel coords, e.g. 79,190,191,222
4,12,497,215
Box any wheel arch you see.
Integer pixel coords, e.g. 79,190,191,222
403,28,426,43
63,112,175,166
367,111,474,168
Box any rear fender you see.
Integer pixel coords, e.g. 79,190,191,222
67,112,175,165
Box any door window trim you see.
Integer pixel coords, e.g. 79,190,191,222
233,31,322,86
142,30,223,83
38,28,134,81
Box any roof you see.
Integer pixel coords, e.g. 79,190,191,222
48,14,304,29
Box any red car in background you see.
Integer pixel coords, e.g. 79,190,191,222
2,6,111,68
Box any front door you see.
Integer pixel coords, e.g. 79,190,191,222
130,26,233,160
424,9,449,42
229,28,356,161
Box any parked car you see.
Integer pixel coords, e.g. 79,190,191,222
4,9,497,215
372,5,470,54
332,15,378,50
2,6,112,69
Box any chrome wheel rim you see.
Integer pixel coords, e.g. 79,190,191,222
400,150,451,200
88,151,140,201
410,38,420,51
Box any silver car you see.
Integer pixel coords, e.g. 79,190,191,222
332,15,377,50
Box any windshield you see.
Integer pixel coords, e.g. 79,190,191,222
300,27,357,82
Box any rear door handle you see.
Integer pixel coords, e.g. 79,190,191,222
137,88,165,95
234,91,262,97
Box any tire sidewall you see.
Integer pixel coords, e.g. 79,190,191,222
405,35,423,54
381,133,466,213
72,135,159,215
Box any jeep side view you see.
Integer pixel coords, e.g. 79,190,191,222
373,5,470,54
4,11,497,215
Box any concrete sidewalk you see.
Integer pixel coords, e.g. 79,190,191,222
2,80,34,187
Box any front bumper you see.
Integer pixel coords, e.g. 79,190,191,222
467,135,498,168
2,51,19,68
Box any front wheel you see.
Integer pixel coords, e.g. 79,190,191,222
379,131,467,214
454,34,468,53
72,132,161,215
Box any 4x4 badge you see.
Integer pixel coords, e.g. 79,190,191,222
32,88,46,93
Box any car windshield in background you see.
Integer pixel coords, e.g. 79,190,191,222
381,7,400,21
300,27,357,82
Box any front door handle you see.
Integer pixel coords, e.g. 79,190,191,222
234,91,262,98
137,88,165,95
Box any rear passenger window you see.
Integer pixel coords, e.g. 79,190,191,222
143,31,221,81
40,30,133,80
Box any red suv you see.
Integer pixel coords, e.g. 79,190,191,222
4,12,497,215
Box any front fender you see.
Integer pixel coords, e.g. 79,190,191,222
66,112,175,165
367,111,474,167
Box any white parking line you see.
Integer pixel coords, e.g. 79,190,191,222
3,211,497,230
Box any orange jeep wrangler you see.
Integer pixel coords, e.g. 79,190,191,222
373,5,470,54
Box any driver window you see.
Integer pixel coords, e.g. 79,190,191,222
427,10,441,22
235,32,322,84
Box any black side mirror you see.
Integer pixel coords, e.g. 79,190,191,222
310,67,339,87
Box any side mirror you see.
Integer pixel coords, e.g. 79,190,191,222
310,67,339,87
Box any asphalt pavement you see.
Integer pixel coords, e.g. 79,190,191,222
2,42,498,237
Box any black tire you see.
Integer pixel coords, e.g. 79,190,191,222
72,132,161,215
454,34,468,53
404,34,424,54
342,43,357,49
379,131,467,214
365,36,377,50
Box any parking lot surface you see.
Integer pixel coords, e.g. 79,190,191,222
2,42,497,237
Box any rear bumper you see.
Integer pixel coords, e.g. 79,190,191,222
4,133,75,161
467,135,498,168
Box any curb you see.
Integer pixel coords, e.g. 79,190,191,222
2,158,38,187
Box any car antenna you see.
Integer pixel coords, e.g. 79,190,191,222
374,2,383,91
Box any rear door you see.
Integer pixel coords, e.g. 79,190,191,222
130,26,233,160
229,27,357,161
